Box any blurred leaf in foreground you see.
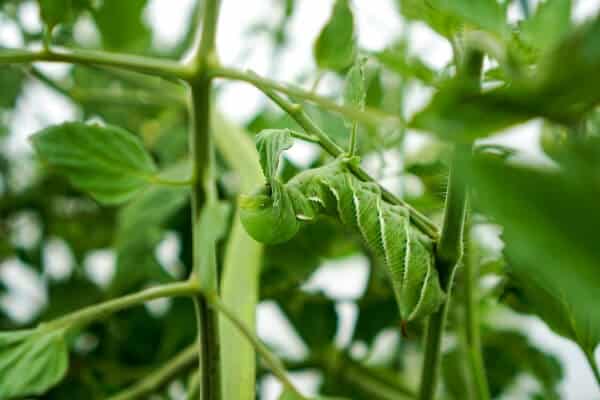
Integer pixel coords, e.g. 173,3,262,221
0,328,69,398
464,154,600,366
412,16,600,141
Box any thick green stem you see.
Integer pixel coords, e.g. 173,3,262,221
463,219,491,400
418,296,451,400
253,80,439,241
418,147,469,400
188,2,222,399
189,79,221,400
43,281,199,332
107,345,197,400
0,47,189,80
193,296,220,400
208,295,306,399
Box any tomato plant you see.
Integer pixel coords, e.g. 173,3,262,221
0,0,599,399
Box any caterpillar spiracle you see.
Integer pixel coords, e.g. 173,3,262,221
240,157,445,322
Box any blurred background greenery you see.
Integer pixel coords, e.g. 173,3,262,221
0,0,599,398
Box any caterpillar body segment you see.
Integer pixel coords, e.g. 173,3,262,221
240,159,445,321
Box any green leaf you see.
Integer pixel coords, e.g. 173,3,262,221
112,181,188,294
396,0,507,39
92,0,150,52
255,129,294,183
343,58,366,110
409,82,533,142
0,328,69,398
464,155,600,356
31,122,157,205
483,330,562,399
411,17,600,141
278,291,338,349
375,42,437,84
39,0,72,30
353,296,399,346
0,66,25,108
520,0,572,53
314,0,357,71
443,329,562,399
395,0,455,38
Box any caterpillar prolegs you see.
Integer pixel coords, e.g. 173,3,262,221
240,155,445,322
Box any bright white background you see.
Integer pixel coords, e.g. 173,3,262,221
0,1,599,399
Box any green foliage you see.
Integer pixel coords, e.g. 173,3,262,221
343,58,366,110
519,0,572,53
412,16,600,141
396,0,508,39
314,0,357,71
444,329,563,399
31,122,158,205
278,291,337,349
39,0,72,31
375,41,437,85
92,0,151,52
2,1,600,399
466,154,600,356
0,66,24,108
0,328,69,398
113,182,188,293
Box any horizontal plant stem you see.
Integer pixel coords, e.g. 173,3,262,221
207,294,307,399
210,66,404,128
0,47,190,80
254,80,440,240
107,344,198,400
43,281,200,332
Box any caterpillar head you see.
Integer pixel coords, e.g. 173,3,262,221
239,184,300,245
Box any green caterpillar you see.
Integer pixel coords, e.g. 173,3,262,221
240,132,445,322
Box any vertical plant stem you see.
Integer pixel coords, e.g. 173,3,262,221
418,147,469,400
463,217,491,400
349,122,358,156
189,2,222,399
190,78,221,400
418,48,483,400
